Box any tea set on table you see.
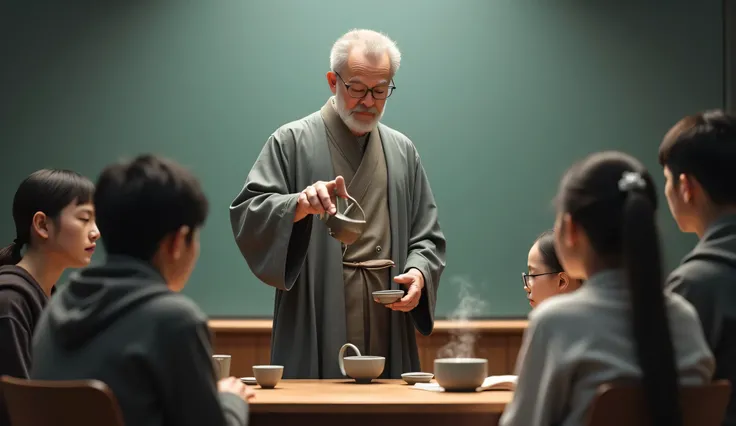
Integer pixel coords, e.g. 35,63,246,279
224,194,490,392
338,342,489,391
224,343,488,392
213,354,285,389
324,191,491,391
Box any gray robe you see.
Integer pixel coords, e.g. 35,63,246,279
322,99,393,362
229,97,447,379
500,269,715,426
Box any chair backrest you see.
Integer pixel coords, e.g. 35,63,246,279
0,375,125,426
586,379,732,426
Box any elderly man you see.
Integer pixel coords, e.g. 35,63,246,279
229,29,446,379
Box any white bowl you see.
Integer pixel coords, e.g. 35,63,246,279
434,358,487,392
252,365,284,389
339,343,385,383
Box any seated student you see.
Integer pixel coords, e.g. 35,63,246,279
524,230,582,308
30,155,253,426
659,110,736,426
499,151,715,426
0,169,99,425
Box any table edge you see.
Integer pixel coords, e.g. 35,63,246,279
249,402,508,414
208,319,528,334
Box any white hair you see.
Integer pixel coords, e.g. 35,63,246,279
329,29,401,77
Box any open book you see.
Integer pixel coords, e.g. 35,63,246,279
413,375,517,392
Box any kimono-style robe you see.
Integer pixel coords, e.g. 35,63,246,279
229,97,446,379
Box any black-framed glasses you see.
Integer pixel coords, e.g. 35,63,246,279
334,71,396,100
522,271,561,289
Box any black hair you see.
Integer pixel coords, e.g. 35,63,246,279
557,151,681,426
0,170,95,266
658,109,736,205
94,154,208,262
533,230,563,272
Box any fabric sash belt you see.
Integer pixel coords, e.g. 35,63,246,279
342,259,395,271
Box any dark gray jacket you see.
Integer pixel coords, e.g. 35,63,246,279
30,257,248,426
668,214,736,426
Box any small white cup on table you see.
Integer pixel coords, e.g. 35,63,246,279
212,354,232,380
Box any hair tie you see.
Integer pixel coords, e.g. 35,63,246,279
618,171,646,192
11,238,23,257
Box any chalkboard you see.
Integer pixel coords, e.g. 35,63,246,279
0,0,720,318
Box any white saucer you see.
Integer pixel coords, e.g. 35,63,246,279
240,377,258,385
401,372,434,384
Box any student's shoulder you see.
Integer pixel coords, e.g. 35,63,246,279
0,270,36,315
668,256,732,294
0,286,28,306
664,291,700,319
0,288,29,320
0,266,35,292
528,291,589,331
662,292,712,341
143,292,208,330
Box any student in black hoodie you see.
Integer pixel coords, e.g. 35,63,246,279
30,154,252,426
660,110,736,426
0,169,99,425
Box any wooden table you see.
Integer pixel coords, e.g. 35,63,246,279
248,379,512,426
209,319,527,378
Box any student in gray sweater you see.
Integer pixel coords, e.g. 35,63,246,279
31,154,253,426
660,110,736,426
500,151,714,426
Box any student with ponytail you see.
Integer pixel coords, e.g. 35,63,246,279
0,169,100,424
500,151,715,426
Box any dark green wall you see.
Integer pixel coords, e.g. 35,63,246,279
0,1,723,318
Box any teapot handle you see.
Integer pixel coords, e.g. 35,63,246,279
338,343,361,376
338,194,366,222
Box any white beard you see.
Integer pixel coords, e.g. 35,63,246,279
334,90,385,134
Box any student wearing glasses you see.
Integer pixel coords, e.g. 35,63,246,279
523,230,582,308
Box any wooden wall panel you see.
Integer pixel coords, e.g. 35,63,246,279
209,320,526,378
506,335,523,373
